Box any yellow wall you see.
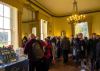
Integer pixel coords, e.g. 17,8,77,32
25,1,53,37
52,17,72,37
21,23,33,38
1,0,100,47
0,0,23,11
92,12,100,35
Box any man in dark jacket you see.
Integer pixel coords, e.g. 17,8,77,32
96,37,100,71
61,36,70,64
74,33,86,66
88,33,98,71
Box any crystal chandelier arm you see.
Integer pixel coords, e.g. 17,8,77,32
67,0,86,23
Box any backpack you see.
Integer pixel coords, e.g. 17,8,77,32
32,40,44,60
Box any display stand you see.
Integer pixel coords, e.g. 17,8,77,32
0,47,28,71
0,59,28,71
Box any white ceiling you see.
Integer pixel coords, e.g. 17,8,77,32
34,0,100,16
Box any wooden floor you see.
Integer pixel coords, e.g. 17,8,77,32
49,59,80,71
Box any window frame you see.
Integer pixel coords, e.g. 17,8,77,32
75,22,89,37
0,3,11,46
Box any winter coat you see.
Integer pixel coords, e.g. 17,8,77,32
88,38,98,59
96,41,100,61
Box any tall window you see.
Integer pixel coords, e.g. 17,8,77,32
40,19,47,40
75,22,89,37
0,3,11,47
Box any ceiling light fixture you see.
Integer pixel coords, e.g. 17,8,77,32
67,0,86,24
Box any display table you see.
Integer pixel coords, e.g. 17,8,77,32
0,58,28,71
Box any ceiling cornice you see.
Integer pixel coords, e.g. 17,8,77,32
28,0,100,17
28,0,54,16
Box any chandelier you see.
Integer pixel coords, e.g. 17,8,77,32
67,0,86,24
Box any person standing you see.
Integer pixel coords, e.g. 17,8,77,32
96,36,100,71
51,37,57,64
74,33,86,66
56,37,62,59
22,36,28,48
88,33,98,71
61,36,70,64
43,38,53,71
24,34,44,71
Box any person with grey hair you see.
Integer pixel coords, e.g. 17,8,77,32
24,33,44,71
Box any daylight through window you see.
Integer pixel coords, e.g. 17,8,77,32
75,22,89,37
0,3,11,47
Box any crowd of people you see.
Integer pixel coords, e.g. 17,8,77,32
22,33,100,71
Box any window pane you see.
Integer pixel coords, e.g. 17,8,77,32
0,30,3,42
4,18,10,29
0,30,4,47
7,41,11,45
0,17,3,28
4,30,11,42
4,5,10,18
0,30,11,46
0,4,3,16
0,30,7,42
75,22,89,37
0,41,3,47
